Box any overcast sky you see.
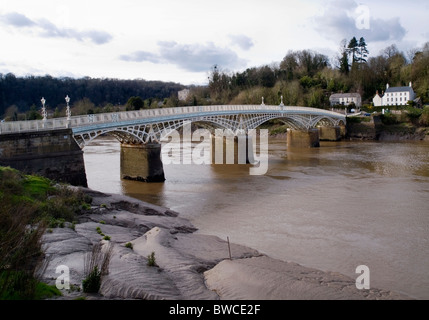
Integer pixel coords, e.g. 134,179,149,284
1,0,428,85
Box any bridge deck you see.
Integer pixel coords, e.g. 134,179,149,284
0,105,345,135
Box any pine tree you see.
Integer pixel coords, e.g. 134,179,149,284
358,37,369,64
347,37,359,65
338,40,350,75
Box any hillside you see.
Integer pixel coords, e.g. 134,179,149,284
0,75,185,119
187,40,429,109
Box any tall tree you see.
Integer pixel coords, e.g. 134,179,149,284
347,37,359,65
338,39,350,74
382,44,399,59
358,37,369,64
280,51,299,80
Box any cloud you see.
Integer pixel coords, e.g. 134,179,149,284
120,41,247,72
119,51,160,64
314,1,406,43
0,12,35,27
366,17,406,42
228,34,254,50
0,11,112,45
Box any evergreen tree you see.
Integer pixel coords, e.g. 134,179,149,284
358,37,369,64
347,37,359,65
340,50,350,75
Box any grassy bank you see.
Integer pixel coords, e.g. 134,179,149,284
0,166,92,300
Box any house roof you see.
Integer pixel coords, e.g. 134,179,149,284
329,93,361,99
385,86,414,94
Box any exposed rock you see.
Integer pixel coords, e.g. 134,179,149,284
40,187,413,300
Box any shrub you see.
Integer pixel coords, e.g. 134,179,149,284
82,242,113,293
406,107,423,125
380,113,399,125
419,106,429,126
0,271,37,300
82,266,101,293
125,242,133,249
147,251,157,267
0,203,47,300
34,282,62,300
346,116,362,124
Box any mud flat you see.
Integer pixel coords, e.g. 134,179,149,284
41,187,412,300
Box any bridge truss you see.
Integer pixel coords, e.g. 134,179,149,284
0,105,346,148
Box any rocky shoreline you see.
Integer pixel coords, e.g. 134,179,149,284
39,187,413,300
346,118,429,142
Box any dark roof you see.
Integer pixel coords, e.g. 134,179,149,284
385,86,414,93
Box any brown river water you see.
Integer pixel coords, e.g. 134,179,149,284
83,136,429,299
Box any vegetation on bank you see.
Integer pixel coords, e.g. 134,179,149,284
195,40,429,108
380,106,429,127
0,166,92,299
0,76,184,120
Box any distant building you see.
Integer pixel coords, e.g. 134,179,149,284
329,93,362,107
178,89,190,101
372,82,416,107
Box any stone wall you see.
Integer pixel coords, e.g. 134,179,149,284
0,129,87,186
345,117,381,141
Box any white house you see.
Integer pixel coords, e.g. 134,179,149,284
329,93,362,107
372,82,416,107
178,89,190,101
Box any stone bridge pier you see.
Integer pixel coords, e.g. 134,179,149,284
318,125,343,141
286,128,320,148
120,142,165,182
211,133,255,165
287,125,345,148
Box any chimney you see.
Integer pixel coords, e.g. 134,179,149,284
409,81,412,87
386,83,389,89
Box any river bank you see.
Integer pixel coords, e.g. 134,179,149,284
345,116,429,141
40,186,412,300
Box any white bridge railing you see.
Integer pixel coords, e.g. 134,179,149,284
0,105,345,134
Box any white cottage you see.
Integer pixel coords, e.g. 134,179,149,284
329,93,362,107
373,82,416,107
178,89,190,101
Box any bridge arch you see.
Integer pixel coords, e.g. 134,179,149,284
0,104,346,148
72,112,346,148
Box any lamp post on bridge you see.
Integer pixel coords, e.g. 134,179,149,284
65,95,71,128
41,97,47,120
65,95,71,118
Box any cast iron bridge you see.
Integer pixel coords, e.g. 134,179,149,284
0,104,346,148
